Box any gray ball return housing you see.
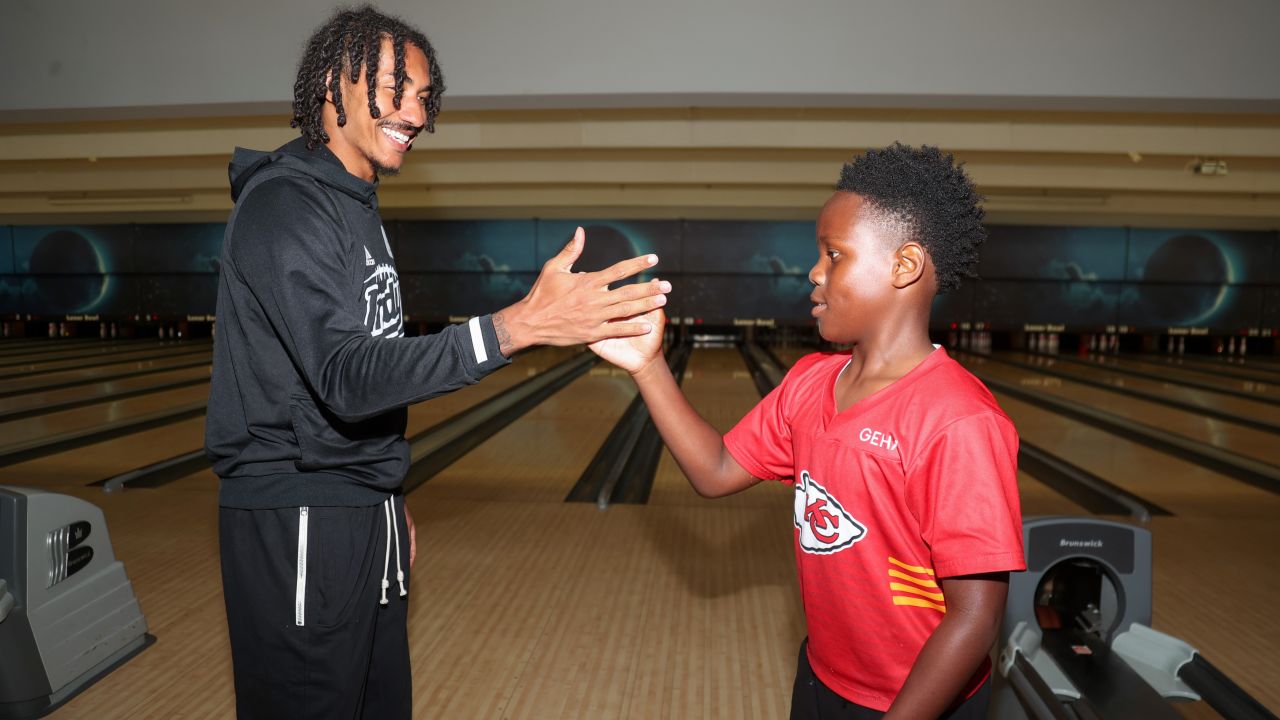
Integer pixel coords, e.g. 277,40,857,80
992,516,1276,720
0,486,153,719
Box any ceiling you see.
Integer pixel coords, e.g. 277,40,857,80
2,107,1277,229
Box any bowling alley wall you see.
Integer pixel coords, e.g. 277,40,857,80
2,221,1279,334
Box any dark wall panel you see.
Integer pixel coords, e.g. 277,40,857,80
0,227,12,275
1118,284,1265,331
931,283,975,326
133,224,225,274
1126,229,1273,284
682,221,813,276
396,221,537,273
974,281,1120,329
535,220,682,275
400,272,536,321
679,274,812,325
13,225,134,274
981,226,1127,281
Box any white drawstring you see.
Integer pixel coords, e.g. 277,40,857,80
389,497,407,597
380,499,392,605
379,497,407,605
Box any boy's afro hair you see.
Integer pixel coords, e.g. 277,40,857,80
836,143,986,293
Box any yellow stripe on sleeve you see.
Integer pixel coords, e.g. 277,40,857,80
888,557,935,575
888,569,939,588
889,582,945,602
892,596,947,613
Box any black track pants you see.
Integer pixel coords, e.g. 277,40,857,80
220,497,412,719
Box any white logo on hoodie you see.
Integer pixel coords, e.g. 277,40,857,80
364,262,403,338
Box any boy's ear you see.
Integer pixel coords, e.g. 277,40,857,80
891,242,928,289
322,70,337,104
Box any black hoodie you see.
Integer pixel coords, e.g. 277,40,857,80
206,137,510,509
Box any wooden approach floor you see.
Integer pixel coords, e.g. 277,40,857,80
0,342,1275,719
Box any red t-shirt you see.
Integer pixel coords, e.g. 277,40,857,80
724,348,1025,711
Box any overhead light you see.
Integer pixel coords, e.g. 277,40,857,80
1189,158,1228,176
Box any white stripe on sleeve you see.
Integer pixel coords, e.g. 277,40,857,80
468,317,488,364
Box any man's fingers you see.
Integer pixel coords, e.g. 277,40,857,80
555,227,585,272
594,253,658,285
593,321,654,341
602,278,672,304
606,295,667,320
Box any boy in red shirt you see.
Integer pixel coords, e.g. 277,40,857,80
590,143,1024,719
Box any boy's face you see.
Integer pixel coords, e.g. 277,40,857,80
325,38,431,182
808,192,903,344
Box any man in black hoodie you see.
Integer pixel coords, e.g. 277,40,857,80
207,6,670,718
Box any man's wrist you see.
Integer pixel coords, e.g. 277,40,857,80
493,304,529,357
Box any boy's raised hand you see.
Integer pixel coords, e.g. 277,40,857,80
589,307,667,374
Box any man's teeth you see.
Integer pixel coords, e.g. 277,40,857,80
381,127,411,144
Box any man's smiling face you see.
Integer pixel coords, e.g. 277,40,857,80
325,36,431,181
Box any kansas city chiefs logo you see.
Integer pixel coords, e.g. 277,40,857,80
793,470,867,554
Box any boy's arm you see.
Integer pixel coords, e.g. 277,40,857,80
590,308,759,498
884,572,1009,720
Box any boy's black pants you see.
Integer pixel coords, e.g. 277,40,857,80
220,497,412,719
790,638,991,720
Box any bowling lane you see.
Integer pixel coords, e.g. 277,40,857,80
649,346,794,509
0,349,212,396
1069,353,1280,401
0,382,210,452
0,415,208,490
0,342,210,379
958,354,1280,466
403,345,802,717
165,346,574,492
0,364,212,419
1122,353,1280,384
996,351,1280,427
414,354,639,503
0,338,155,364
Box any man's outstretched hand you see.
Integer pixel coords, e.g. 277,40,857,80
493,227,671,356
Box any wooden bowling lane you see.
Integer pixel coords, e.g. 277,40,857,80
963,356,1280,467
405,344,802,717
0,349,211,397
648,346,793,509
0,382,209,453
412,357,638,503
0,415,208,491
1126,352,1280,384
1076,353,1280,401
0,342,209,379
0,338,154,363
0,363,211,420
999,351,1279,427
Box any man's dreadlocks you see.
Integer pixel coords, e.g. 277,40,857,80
291,5,445,150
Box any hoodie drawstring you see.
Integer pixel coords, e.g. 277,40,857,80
380,497,407,605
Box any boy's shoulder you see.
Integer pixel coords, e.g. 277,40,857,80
903,350,1014,444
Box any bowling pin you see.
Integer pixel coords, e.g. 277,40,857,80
110,322,118,339
1228,337,1236,355
1178,336,1185,354
1240,337,1247,356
